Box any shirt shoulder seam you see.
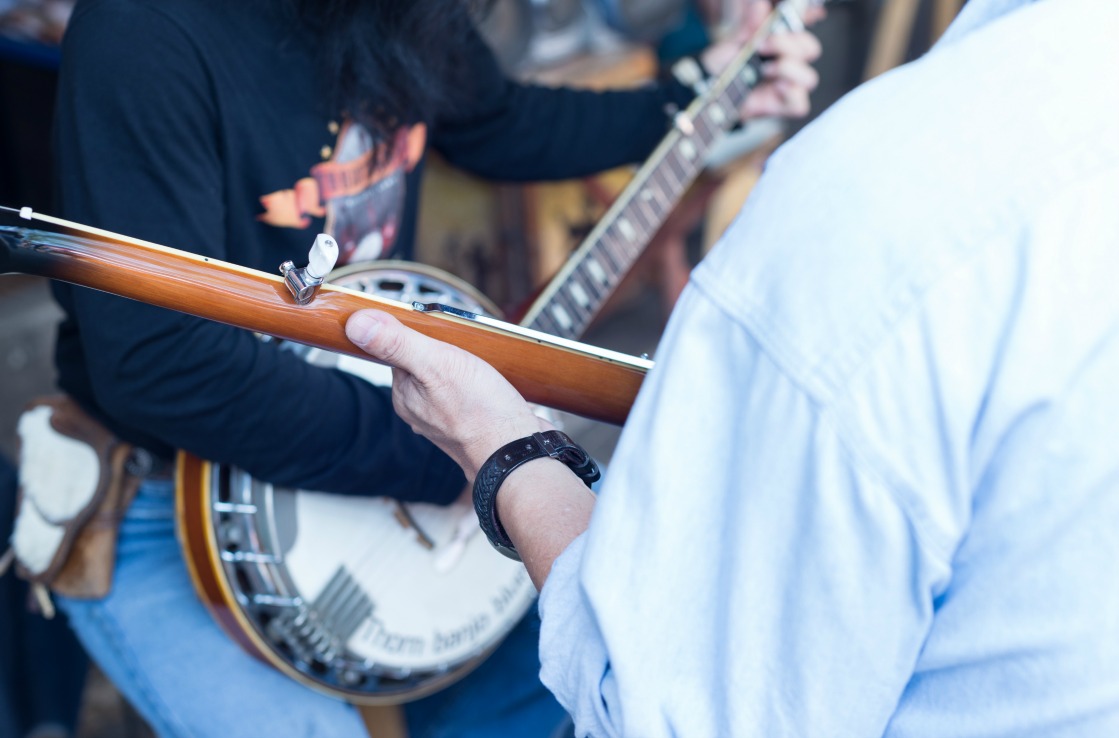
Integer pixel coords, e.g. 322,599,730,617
688,275,959,561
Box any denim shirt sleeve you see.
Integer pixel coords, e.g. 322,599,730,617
537,282,951,738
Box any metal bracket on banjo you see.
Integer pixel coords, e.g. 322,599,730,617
279,233,339,305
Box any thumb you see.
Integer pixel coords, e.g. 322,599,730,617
345,309,435,376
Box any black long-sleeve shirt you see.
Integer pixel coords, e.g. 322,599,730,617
51,0,692,503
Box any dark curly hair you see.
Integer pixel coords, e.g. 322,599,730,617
288,0,489,142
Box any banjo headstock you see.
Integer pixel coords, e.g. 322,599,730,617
0,206,37,277
0,205,87,283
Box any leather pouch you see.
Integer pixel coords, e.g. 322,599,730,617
0,396,140,611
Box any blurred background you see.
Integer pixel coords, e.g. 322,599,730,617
0,1,962,736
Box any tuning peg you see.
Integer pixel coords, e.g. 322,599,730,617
280,233,338,305
306,233,338,280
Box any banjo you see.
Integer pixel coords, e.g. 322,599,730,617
0,205,648,696
175,0,820,705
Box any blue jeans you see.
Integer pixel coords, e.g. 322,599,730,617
59,479,566,738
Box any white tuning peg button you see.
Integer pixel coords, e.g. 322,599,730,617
306,234,338,281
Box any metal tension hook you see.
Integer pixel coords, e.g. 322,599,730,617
280,233,338,305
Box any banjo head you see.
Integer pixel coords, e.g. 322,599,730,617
177,262,537,704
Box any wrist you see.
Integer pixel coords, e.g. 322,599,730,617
472,430,600,561
463,415,544,479
493,456,580,527
495,459,597,591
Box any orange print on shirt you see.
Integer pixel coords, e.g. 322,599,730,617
256,123,427,232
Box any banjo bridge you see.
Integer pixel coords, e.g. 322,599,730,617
392,502,435,550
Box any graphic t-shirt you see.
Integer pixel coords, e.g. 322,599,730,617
257,122,427,265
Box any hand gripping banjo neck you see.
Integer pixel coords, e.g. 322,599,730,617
0,206,650,426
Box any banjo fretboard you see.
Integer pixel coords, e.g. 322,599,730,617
520,0,812,339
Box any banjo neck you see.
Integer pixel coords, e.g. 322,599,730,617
520,0,819,339
0,206,648,426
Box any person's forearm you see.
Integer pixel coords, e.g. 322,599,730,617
494,460,597,590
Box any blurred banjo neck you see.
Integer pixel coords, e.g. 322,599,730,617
521,0,820,339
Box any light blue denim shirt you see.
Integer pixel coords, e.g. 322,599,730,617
538,1,1119,735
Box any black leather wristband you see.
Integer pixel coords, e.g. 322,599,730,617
473,430,600,561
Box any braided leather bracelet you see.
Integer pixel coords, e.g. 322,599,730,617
472,430,600,561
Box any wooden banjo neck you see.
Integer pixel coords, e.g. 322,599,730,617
0,206,649,426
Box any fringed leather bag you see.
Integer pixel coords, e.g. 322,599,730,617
0,396,141,616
